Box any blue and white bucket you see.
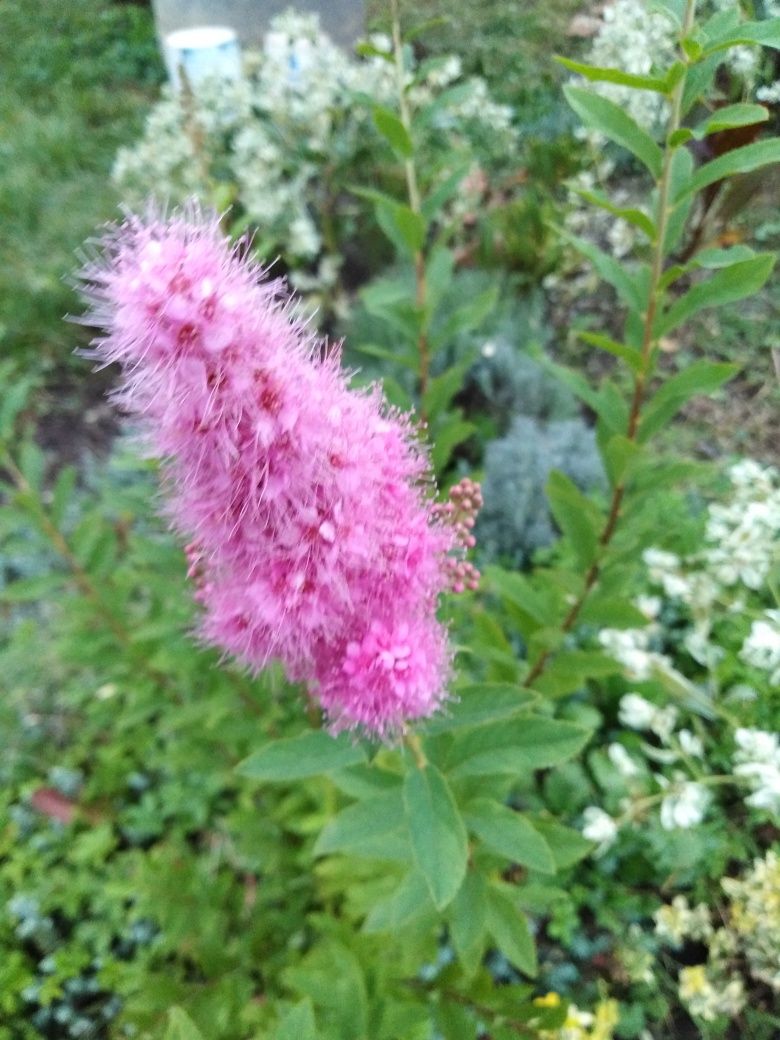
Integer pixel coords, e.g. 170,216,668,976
163,26,242,90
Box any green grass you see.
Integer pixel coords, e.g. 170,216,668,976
0,0,162,371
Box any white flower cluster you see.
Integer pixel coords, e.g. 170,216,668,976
733,727,780,815
740,610,780,686
598,626,671,682
585,0,674,134
722,850,780,993
653,852,780,1022
580,1,764,137
633,461,780,672
705,460,780,590
654,894,712,946
114,11,517,285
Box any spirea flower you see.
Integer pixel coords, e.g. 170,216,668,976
77,208,476,737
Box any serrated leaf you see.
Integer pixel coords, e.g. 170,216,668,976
164,1009,205,1040
421,164,471,221
449,872,488,975
639,361,739,441
277,1000,317,1040
362,870,434,933
430,287,499,353
486,887,537,977
465,800,556,873
430,418,477,472
422,684,538,736
656,255,775,337
694,103,769,138
675,139,780,201
422,359,473,421
563,85,663,177
314,789,405,857
570,187,655,240
664,146,695,253
236,731,366,782
531,651,620,698
354,341,418,371
451,717,591,778
559,230,644,311
556,56,668,93
546,470,601,569
404,764,468,910
50,466,77,529
693,245,756,268
528,819,592,869
602,433,641,486
702,18,780,54
373,105,413,158
484,566,558,627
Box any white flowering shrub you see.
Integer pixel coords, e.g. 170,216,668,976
576,0,775,138
653,850,780,1023
581,460,780,848
113,11,518,307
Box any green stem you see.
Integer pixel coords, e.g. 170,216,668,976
389,0,430,403
526,0,697,687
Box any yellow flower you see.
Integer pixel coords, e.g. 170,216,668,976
534,992,563,1008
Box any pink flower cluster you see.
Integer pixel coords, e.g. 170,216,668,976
78,210,480,737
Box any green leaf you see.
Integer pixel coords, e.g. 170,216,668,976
451,717,591,778
424,245,455,309
422,683,538,735
421,164,471,221
449,872,488,974
422,359,473,421
656,255,775,337
602,434,641,486
664,146,695,254
164,1009,205,1040
465,800,556,874
694,244,756,268
675,139,780,202
484,566,558,629
50,466,77,529
486,887,538,977
277,1000,317,1040
570,187,655,240
702,19,780,54
236,731,366,782
430,418,477,473
378,198,427,255
651,0,684,25
430,286,499,353
559,231,644,311
372,105,413,158
530,818,593,869
314,789,405,857
546,470,601,569
556,56,669,93
351,185,425,255
354,341,418,371
694,103,769,138
0,574,67,603
404,764,468,910
579,595,649,629
531,651,620,698
563,85,663,177
639,361,740,441
362,870,435,933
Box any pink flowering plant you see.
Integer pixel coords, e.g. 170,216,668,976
1,1,780,1037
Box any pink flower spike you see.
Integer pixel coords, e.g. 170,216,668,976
76,205,474,739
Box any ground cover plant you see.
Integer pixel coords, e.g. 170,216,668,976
1,2,780,1039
